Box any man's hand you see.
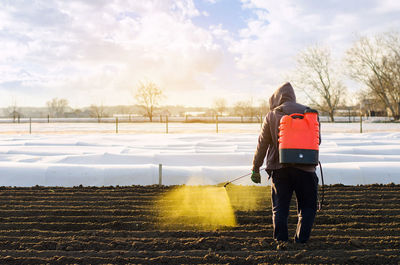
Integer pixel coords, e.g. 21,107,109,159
251,171,261,184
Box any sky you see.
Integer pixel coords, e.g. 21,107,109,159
1,0,400,108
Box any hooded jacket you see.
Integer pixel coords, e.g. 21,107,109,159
252,82,317,174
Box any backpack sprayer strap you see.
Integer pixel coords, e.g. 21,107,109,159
318,161,325,211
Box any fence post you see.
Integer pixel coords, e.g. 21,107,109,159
47,114,50,123
216,114,219,133
116,117,119,134
260,113,263,128
166,115,168,134
158,164,162,186
359,112,363,133
348,109,351,123
29,118,32,134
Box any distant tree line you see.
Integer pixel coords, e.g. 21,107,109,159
46,98,69,118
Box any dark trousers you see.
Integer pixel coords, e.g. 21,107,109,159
270,167,318,243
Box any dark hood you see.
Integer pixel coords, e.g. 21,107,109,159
269,82,296,110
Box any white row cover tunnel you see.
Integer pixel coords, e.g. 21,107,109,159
0,132,399,186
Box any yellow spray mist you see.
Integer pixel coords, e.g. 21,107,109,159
154,183,271,230
224,185,271,211
155,185,237,230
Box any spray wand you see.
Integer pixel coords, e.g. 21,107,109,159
223,167,266,188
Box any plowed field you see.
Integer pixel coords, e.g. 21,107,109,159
0,184,399,264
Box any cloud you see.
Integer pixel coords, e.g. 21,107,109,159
0,0,223,107
223,0,400,100
203,0,219,4
1,0,400,107
375,0,400,13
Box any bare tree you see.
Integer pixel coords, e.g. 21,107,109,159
258,99,269,118
117,105,132,115
233,99,257,122
293,45,346,122
135,81,163,122
89,104,106,122
346,32,400,119
7,98,19,122
381,32,400,118
47,98,69,118
233,101,246,122
213,98,227,116
245,98,258,122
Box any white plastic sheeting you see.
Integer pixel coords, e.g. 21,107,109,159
0,132,399,186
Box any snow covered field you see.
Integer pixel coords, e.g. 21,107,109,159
0,124,399,186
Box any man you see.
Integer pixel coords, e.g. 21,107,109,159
251,82,319,249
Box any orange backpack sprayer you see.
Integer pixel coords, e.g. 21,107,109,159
278,108,325,209
278,109,319,165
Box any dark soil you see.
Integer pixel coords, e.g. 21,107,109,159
0,184,399,264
